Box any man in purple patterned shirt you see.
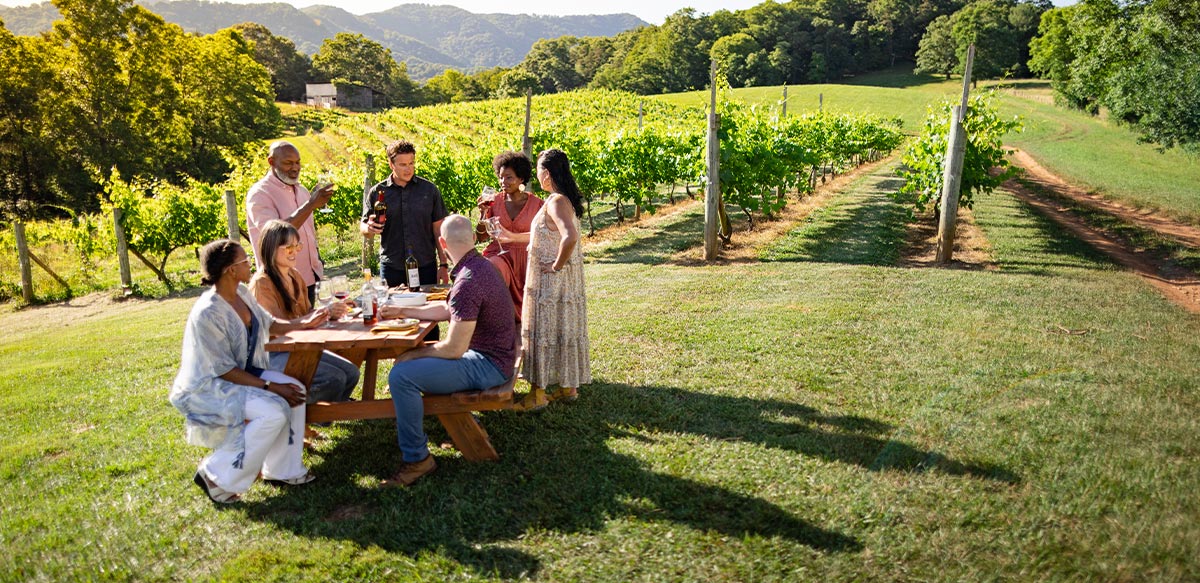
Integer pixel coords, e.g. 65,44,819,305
377,214,515,486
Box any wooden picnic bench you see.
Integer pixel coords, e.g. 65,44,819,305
265,319,515,461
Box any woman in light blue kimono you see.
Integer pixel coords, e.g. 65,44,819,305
169,239,328,504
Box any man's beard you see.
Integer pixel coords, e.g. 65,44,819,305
273,167,299,186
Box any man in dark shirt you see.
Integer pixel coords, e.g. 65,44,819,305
361,140,451,288
377,214,516,486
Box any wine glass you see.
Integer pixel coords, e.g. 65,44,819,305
315,172,335,214
373,275,389,303
315,281,335,327
330,275,349,321
485,217,508,256
479,185,499,219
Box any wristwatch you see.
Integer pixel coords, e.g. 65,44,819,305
263,381,272,391
439,263,449,268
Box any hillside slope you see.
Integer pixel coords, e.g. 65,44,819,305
0,1,646,80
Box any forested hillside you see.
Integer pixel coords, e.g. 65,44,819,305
0,1,646,79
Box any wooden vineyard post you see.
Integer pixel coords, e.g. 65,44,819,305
935,44,975,264
223,189,239,242
361,153,375,271
113,208,133,295
704,58,721,262
781,86,788,118
522,89,533,160
637,101,643,130
14,221,33,303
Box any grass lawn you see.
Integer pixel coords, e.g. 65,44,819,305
2,159,1197,581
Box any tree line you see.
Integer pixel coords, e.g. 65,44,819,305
1028,0,1200,152
223,0,1057,106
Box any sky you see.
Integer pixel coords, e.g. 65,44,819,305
0,0,1079,27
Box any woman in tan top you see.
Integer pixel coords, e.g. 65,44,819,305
250,220,360,403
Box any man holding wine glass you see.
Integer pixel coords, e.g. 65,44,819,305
247,140,335,305
360,140,451,291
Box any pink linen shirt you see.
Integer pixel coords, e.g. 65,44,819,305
245,170,324,286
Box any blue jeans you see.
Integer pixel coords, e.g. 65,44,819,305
269,350,360,403
389,350,509,462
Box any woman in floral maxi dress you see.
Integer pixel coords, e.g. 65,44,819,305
518,148,591,410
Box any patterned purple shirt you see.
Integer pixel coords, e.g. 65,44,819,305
448,249,516,376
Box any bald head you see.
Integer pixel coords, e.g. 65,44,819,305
267,141,301,185
268,140,298,159
439,214,475,263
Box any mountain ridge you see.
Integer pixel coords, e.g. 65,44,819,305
0,1,647,80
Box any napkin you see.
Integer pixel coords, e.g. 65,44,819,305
371,318,419,333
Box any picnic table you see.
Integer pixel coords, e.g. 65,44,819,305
265,318,516,460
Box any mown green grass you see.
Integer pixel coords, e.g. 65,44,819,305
2,161,1197,581
993,81,1200,224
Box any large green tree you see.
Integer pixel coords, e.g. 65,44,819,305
310,32,418,107
51,0,187,188
175,28,281,180
915,0,1048,83
1030,0,1200,151
0,22,67,217
2,1,290,214
520,36,584,94
711,33,773,88
915,15,957,78
950,0,1023,81
231,22,309,102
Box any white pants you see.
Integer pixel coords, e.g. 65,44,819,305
199,379,308,494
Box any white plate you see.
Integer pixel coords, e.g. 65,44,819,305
385,292,427,307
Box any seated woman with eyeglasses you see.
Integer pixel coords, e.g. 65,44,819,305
250,219,360,405
170,239,321,504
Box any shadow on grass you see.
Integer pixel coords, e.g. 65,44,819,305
983,189,1116,275
762,176,909,265
993,80,1053,92
842,64,946,89
242,382,1017,577
588,206,707,265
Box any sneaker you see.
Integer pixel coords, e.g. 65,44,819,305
381,455,437,487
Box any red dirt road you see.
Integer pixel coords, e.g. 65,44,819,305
1007,150,1200,314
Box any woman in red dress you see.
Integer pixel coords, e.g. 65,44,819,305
477,150,543,322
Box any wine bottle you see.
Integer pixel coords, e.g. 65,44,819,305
405,246,420,289
360,280,376,325
373,191,387,224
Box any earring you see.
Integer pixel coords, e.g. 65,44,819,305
519,183,526,192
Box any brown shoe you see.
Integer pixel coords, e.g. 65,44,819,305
381,455,437,487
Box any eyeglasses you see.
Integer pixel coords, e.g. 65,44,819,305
225,257,250,274
284,243,304,253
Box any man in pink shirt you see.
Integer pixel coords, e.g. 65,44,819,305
246,141,335,303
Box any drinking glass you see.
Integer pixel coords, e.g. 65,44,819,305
315,172,335,214
485,217,508,255
315,281,335,327
479,186,498,220
373,275,390,303
330,275,350,321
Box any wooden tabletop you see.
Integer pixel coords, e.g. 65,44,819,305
266,319,436,353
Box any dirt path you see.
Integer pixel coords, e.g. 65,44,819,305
1007,151,1200,314
1011,149,1200,247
